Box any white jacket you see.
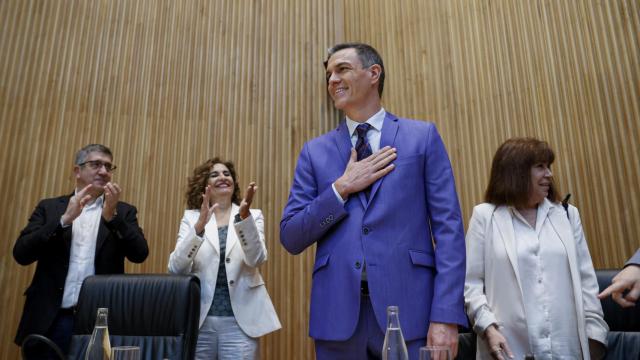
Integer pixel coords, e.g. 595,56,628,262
464,200,608,359
168,205,281,337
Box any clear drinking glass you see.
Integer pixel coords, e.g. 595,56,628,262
110,346,141,360
419,346,451,360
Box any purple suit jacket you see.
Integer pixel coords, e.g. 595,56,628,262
280,112,467,341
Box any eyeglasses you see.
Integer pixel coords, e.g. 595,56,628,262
79,160,117,172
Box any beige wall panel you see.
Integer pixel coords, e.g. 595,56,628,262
1,0,638,359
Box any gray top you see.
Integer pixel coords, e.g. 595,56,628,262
208,225,234,316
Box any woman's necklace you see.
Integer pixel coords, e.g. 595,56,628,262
518,207,537,228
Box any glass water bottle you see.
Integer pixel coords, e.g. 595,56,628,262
382,305,409,360
85,307,112,360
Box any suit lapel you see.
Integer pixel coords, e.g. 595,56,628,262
204,212,220,255
547,203,578,276
334,121,352,167
546,201,589,352
367,113,399,205
225,204,240,255
333,121,368,208
493,207,523,287
95,204,109,256
59,194,73,251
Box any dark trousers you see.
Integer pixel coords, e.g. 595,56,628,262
315,291,426,360
23,308,74,360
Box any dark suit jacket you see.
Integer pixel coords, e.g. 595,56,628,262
13,193,149,345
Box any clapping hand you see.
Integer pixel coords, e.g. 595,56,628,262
194,185,218,236
102,182,121,221
238,182,257,220
61,184,95,225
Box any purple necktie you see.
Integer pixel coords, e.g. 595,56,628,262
355,123,372,161
355,123,372,199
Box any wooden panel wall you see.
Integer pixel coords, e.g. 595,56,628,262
0,1,339,358
0,0,638,358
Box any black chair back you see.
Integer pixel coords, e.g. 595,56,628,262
21,334,66,360
67,274,200,360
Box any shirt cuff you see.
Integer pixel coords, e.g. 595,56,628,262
60,217,71,228
332,183,346,204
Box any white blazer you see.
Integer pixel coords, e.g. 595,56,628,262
168,204,281,337
464,199,608,360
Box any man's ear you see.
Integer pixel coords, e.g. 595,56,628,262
73,165,80,180
368,64,382,85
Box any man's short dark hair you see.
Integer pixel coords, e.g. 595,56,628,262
325,42,385,97
74,144,113,165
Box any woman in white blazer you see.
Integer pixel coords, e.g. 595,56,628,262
464,138,608,360
169,158,281,360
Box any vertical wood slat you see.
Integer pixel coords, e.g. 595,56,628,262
0,1,638,358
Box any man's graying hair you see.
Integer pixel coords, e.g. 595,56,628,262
325,42,386,97
74,144,113,165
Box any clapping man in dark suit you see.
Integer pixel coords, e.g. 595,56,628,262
13,144,149,359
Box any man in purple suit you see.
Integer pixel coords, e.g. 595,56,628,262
280,43,467,359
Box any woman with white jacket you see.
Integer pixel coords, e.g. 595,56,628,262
169,158,281,360
464,138,608,360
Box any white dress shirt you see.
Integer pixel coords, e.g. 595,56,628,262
61,195,103,308
345,107,385,152
332,107,386,203
511,201,582,359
